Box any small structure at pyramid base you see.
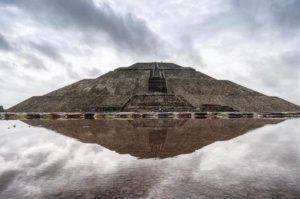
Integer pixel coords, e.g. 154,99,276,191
8,62,300,113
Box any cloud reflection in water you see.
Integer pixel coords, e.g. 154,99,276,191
0,119,299,198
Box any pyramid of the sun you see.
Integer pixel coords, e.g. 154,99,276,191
9,62,300,112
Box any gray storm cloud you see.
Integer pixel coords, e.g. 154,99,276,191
192,0,300,38
0,0,162,55
29,42,64,63
231,0,300,30
0,33,12,51
22,54,47,70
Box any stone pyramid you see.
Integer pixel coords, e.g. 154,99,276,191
9,62,300,112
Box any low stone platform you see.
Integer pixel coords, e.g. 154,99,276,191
122,94,195,112
1,112,300,120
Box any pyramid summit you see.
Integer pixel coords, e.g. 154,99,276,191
9,62,300,112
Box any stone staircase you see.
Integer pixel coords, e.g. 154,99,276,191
148,63,168,93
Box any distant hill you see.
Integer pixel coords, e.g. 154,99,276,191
9,62,300,112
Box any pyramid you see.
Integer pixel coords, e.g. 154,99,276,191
9,62,300,112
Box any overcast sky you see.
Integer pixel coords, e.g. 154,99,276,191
0,0,300,108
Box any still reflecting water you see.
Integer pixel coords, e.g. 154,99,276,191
0,119,300,198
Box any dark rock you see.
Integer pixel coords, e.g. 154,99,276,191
26,113,41,119
201,104,237,112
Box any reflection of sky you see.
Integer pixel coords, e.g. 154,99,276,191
1,120,300,198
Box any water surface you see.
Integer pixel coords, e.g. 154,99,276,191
0,119,300,198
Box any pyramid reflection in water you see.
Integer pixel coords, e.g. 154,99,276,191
26,119,283,159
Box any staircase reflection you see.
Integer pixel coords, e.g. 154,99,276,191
25,119,284,159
